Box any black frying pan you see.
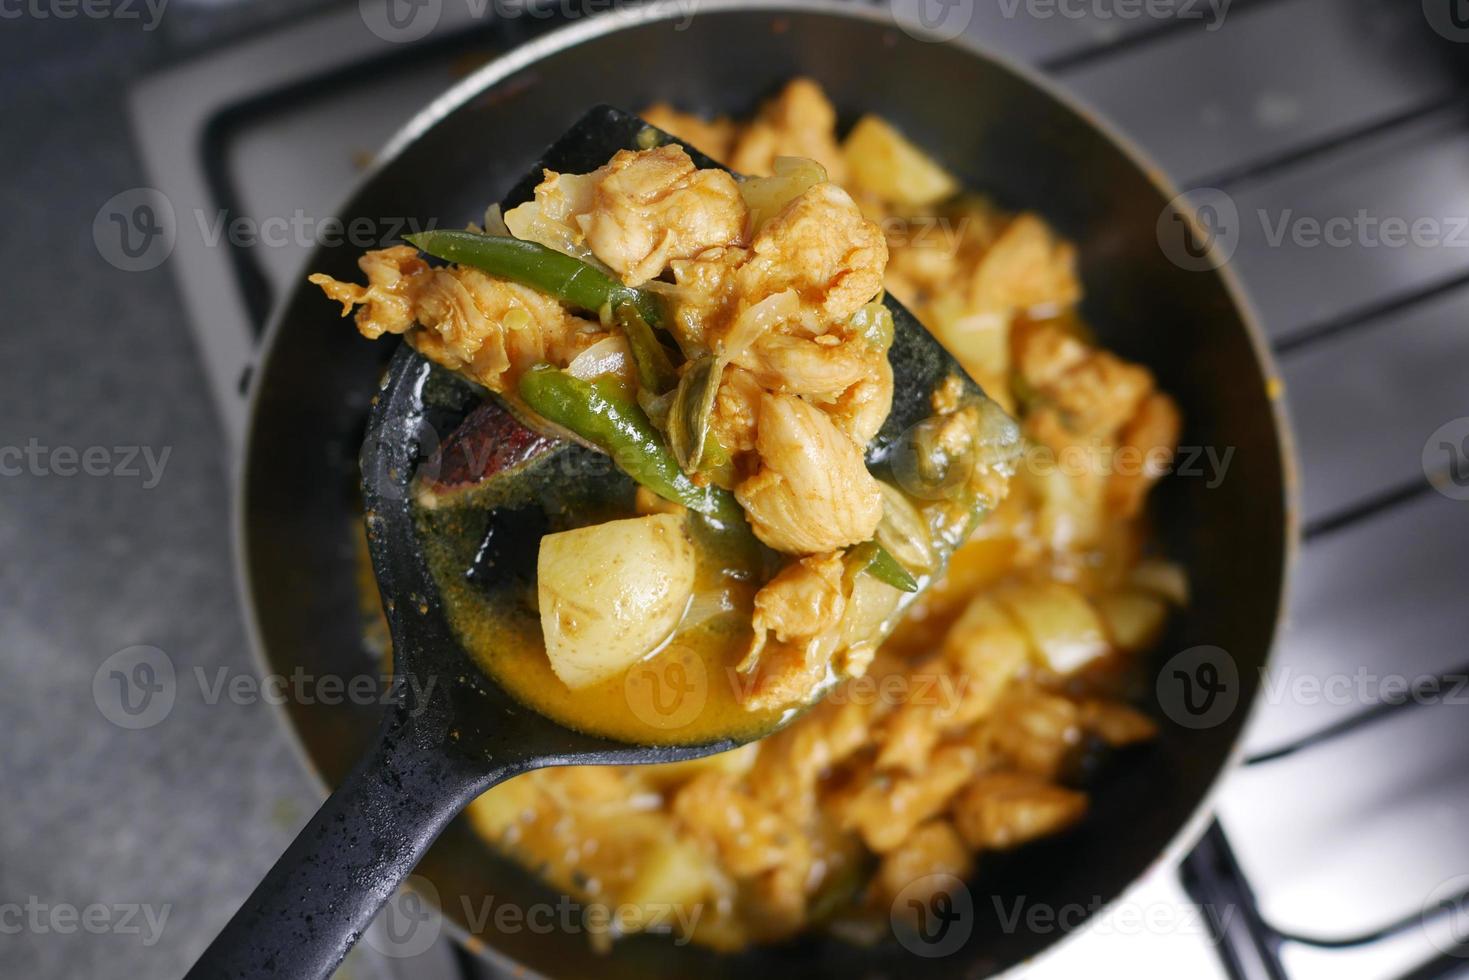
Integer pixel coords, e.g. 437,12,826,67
237,3,1294,976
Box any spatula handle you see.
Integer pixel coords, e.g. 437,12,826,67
185,707,509,980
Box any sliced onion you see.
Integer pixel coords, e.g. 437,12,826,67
874,482,935,574
680,586,746,632
481,203,511,238
565,334,634,384
503,172,611,271
719,289,800,363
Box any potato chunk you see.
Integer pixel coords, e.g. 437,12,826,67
842,115,959,207
537,514,696,689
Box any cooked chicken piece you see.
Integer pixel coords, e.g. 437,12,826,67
873,601,1028,776
1079,698,1160,747
666,180,885,362
978,690,1082,780
735,182,887,326
835,743,978,852
733,331,876,402
736,393,883,554
640,103,738,163
530,145,748,287
1108,390,1182,518
970,213,1081,315
673,773,806,883
1012,316,1178,558
743,864,812,941
737,639,831,712
1050,351,1154,439
667,246,749,349
1012,317,1091,392
310,245,602,392
874,693,944,775
884,199,1007,306
708,363,764,457
729,78,849,184
543,763,636,805
875,820,973,911
743,552,847,670
931,368,969,416
950,772,1087,850
746,689,879,819
827,355,893,447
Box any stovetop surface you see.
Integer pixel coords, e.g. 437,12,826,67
113,1,1469,977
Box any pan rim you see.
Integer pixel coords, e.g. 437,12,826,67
232,1,1300,974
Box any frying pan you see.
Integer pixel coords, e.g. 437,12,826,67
237,2,1295,976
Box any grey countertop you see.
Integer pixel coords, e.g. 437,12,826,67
0,6,362,978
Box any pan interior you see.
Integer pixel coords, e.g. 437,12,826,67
242,8,1288,978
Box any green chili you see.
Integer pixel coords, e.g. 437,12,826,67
518,365,743,525
613,302,679,395
405,230,664,327
848,540,920,593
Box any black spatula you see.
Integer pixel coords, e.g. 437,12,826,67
185,106,998,980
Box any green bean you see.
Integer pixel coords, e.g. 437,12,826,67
518,365,742,526
613,302,679,395
405,230,664,327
